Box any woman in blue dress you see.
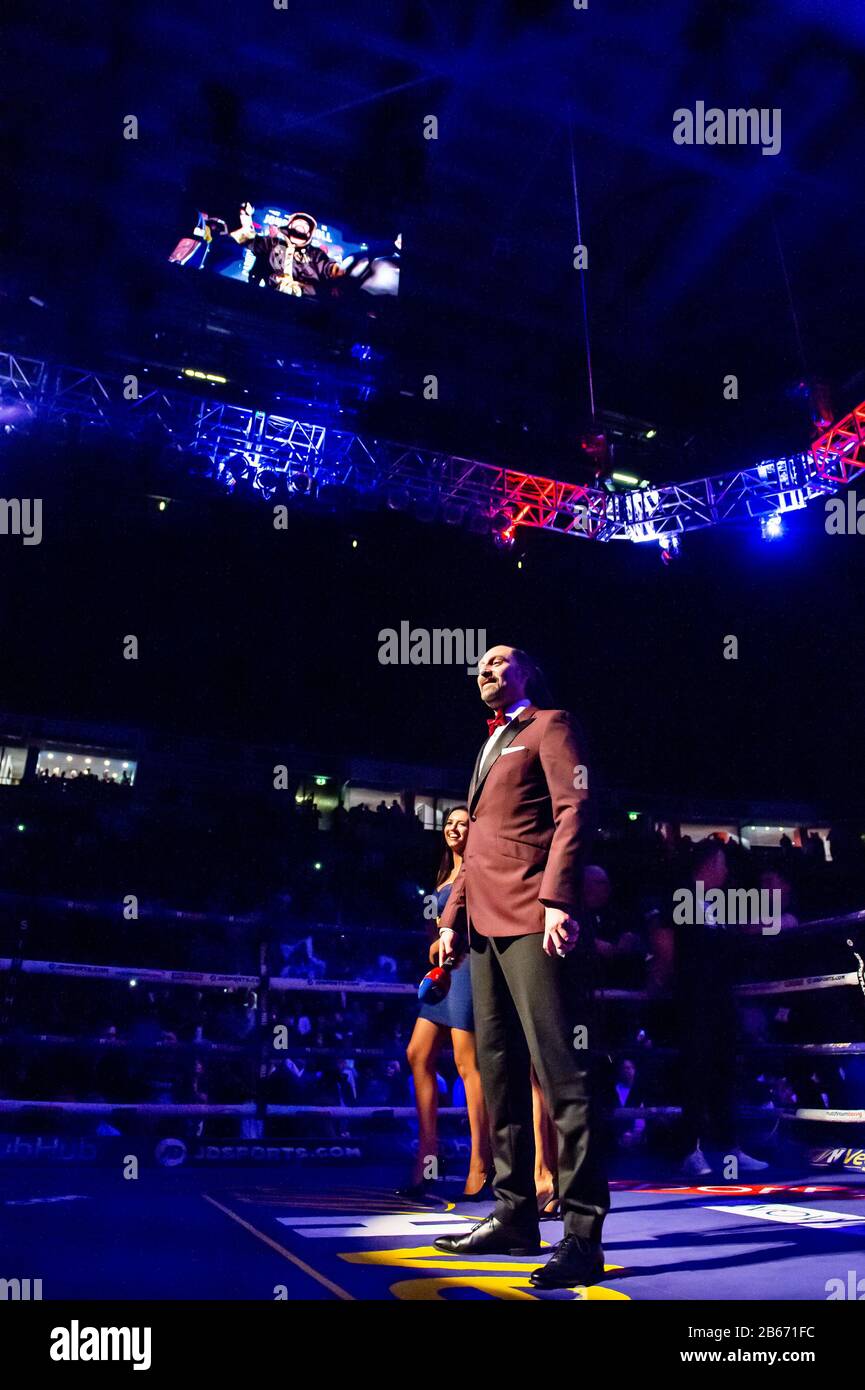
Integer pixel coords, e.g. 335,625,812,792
402,807,491,1200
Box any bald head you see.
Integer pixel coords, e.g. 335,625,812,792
476,646,529,709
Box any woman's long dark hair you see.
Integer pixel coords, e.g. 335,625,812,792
435,805,469,888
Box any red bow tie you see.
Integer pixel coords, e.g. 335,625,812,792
486,709,508,736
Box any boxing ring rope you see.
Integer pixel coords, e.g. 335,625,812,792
2,956,862,998
1,907,863,1129
0,978,862,1128
0,1097,861,1122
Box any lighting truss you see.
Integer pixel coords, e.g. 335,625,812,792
0,350,855,544
811,398,865,488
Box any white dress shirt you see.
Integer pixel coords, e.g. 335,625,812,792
477,697,531,779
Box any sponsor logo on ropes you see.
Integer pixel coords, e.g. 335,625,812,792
811,1147,865,1172
155,1138,187,1168
155,1137,364,1165
796,1108,865,1123
0,1134,98,1163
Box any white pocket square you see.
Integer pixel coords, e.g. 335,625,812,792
500,745,526,755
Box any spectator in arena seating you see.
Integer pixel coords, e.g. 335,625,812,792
361,953,398,982
740,1004,771,1046
757,867,799,931
610,1057,647,1149
650,838,769,1177
383,1058,408,1105
798,1067,833,1109
363,1058,408,1106
275,1056,320,1103
278,935,326,980
335,1057,359,1104
770,1074,798,1108
401,808,492,1201
584,864,646,988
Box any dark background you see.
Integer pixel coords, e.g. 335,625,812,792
2,0,864,805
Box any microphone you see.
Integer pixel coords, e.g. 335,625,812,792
418,957,455,1004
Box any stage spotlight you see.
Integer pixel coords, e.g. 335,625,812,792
257,469,280,497
760,514,784,541
219,453,248,490
658,534,680,565
288,471,312,496
491,511,516,548
386,485,411,512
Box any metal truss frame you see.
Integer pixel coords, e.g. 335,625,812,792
812,399,865,488
0,349,855,545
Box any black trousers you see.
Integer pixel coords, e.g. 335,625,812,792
469,928,609,1242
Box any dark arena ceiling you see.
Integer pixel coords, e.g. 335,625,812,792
5,0,865,476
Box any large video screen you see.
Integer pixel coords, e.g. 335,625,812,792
169,201,400,301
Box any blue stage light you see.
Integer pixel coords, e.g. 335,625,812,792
760,514,784,540
658,534,680,565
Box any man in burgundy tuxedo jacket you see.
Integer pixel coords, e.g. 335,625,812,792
433,645,609,1288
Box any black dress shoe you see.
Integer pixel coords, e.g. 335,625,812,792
434,1214,542,1256
529,1235,605,1288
